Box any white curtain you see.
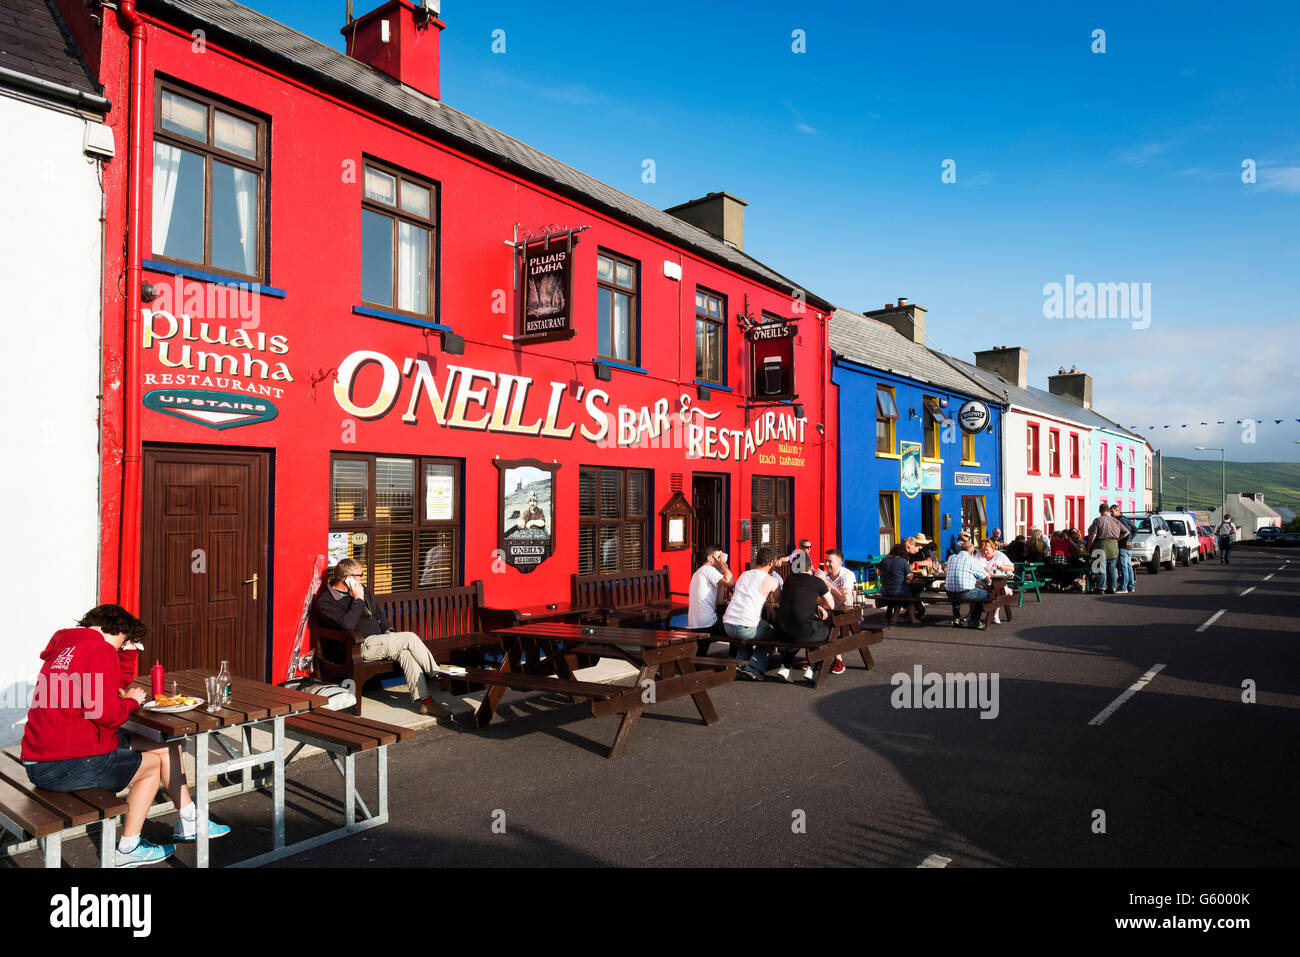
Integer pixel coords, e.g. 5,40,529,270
613,292,630,360
231,167,257,276
397,221,428,313
151,142,182,255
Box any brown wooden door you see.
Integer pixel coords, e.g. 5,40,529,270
141,446,269,680
692,474,727,569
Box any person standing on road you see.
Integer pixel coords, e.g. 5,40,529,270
1216,515,1238,564
1110,503,1137,594
1085,505,1126,594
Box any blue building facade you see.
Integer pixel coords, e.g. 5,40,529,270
830,307,1005,561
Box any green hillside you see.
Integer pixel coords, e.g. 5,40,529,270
1156,457,1300,514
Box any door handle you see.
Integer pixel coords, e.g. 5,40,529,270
243,572,258,600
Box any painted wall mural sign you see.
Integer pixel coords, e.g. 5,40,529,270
143,389,279,430
494,458,559,573
921,461,942,492
900,441,922,499
139,309,294,401
332,350,808,464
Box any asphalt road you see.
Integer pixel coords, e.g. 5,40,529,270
13,546,1298,869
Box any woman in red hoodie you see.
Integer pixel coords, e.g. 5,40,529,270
21,604,230,867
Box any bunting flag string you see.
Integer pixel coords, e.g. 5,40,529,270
1125,418,1300,431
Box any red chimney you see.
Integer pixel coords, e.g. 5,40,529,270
343,1,445,100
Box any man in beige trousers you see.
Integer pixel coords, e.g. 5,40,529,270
315,558,453,718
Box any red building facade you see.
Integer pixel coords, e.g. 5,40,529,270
64,0,838,680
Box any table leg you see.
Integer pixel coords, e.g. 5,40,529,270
194,731,210,868
273,716,285,851
608,662,656,759
674,655,720,725
476,639,523,727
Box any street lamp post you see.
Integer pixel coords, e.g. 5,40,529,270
1169,474,1190,511
1195,447,1225,520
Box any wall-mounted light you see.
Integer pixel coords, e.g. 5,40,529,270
816,423,825,434
593,361,612,382
938,397,949,409
697,383,711,401
793,403,805,418
140,282,160,304
440,331,465,356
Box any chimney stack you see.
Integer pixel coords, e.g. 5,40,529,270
1047,367,1093,409
344,1,445,100
973,345,1028,389
664,192,747,251
863,298,927,346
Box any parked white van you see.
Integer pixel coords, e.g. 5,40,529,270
1156,510,1201,566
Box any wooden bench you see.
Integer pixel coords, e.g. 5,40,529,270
0,747,127,868
945,589,1018,626
732,610,885,688
276,710,416,856
570,567,686,627
310,579,500,716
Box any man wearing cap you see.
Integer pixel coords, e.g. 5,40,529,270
947,530,973,558
1085,505,1128,594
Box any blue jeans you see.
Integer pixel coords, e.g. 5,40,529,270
1093,555,1118,592
1219,536,1233,563
947,587,989,625
725,620,776,675
1116,549,1134,591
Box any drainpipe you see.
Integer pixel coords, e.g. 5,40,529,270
116,0,146,611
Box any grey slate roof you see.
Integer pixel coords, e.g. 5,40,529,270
141,0,833,310
0,0,99,97
950,356,1133,433
829,309,1003,403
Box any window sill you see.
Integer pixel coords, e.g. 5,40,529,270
354,305,450,333
143,259,286,298
922,457,944,464
1026,470,1041,477
961,460,980,467
593,357,648,375
694,379,733,392
877,452,901,460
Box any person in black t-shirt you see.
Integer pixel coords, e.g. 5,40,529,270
767,551,833,682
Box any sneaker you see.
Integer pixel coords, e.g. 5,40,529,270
174,816,232,842
771,666,793,683
116,837,175,868
991,613,1001,624
830,657,846,675
803,665,816,682
736,666,763,681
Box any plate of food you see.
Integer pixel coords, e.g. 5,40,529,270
143,693,204,713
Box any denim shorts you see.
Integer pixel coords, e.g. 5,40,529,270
25,731,141,793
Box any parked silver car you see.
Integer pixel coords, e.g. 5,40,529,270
1123,512,1176,573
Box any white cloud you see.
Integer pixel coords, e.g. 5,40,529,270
1116,141,1170,165
1257,166,1300,194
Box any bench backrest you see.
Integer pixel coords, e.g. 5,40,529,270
571,567,671,611
313,580,486,643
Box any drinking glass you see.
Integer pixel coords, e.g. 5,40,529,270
204,676,222,712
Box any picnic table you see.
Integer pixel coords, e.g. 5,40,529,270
124,669,406,867
470,622,733,758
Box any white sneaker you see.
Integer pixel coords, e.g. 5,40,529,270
802,666,815,682
771,666,793,683
991,612,1002,624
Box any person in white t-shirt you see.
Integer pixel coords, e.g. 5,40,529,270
724,547,782,680
687,545,733,655
815,548,856,675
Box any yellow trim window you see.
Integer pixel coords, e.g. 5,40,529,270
878,491,900,554
962,429,977,464
922,396,944,461
876,385,898,455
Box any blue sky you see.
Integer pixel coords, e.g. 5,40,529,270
260,0,1299,460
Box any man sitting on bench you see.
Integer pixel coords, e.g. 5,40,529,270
687,545,733,656
316,559,453,719
815,548,857,673
944,540,993,630
769,551,834,683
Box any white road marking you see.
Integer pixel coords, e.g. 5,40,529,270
918,854,951,868
1239,587,1256,596
1196,609,1227,633
1264,574,1275,581
1088,664,1166,726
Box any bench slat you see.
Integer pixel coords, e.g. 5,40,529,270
0,756,102,827
460,668,617,699
285,715,385,752
0,775,66,839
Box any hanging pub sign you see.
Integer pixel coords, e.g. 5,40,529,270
958,399,991,434
744,309,798,400
493,457,560,573
514,226,586,344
